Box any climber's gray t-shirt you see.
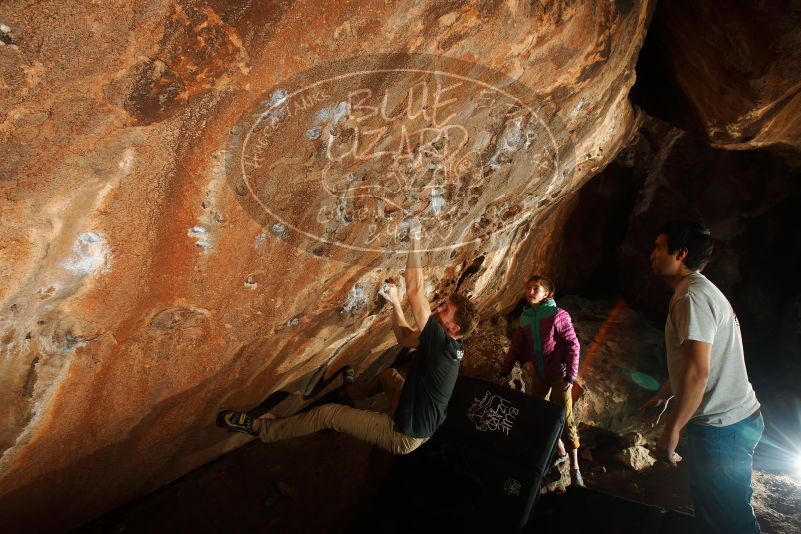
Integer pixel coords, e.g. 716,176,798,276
666,273,760,427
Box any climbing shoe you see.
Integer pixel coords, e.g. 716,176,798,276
570,469,585,487
217,410,257,436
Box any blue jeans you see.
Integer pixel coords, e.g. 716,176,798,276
686,411,764,534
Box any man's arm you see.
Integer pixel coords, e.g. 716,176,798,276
404,222,431,330
640,380,673,426
654,380,673,399
642,380,673,411
656,340,711,464
380,283,420,349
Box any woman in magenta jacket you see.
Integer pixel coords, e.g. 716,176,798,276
498,275,583,486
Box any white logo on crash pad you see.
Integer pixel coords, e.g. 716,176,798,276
466,390,519,435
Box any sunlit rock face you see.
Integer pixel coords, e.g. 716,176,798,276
636,1,801,155
0,0,651,529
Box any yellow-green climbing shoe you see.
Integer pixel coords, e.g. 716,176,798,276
217,410,257,436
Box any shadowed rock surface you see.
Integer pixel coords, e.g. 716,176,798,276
634,1,801,155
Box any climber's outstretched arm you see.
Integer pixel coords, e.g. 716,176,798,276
404,225,431,330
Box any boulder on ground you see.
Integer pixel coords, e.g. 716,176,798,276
616,445,656,471
620,431,647,448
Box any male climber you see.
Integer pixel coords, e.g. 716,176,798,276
218,221,479,454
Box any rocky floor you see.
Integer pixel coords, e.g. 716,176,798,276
79,297,801,533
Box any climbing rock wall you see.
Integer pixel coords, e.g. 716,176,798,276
0,0,650,529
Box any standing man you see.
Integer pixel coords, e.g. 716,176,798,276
218,222,478,454
641,220,763,533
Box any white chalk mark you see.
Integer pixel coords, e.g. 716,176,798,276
343,284,368,314
61,232,112,276
188,226,212,252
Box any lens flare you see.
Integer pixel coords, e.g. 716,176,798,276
631,371,661,391
752,395,801,479
579,299,626,379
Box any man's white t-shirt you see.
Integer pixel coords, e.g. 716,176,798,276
666,272,760,427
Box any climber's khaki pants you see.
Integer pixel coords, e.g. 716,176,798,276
529,372,581,450
259,368,427,455
346,367,405,416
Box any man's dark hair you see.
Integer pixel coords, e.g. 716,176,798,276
527,275,555,297
659,220,714,271
449,293,479,338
